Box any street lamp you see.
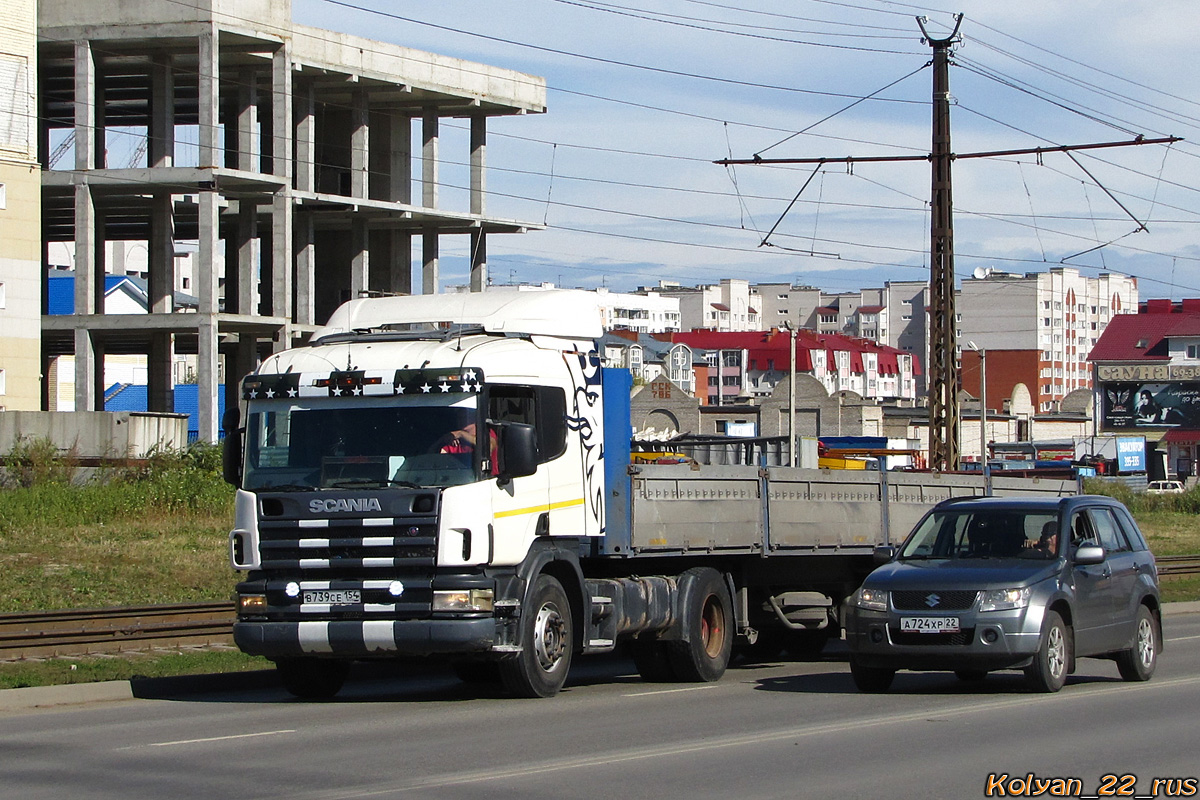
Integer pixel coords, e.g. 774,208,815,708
968,341,991,495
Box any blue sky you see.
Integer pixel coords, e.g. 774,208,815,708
291,0,1200,298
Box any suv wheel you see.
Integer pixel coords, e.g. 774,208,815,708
1115,605,1157,682
1025,610,1069,693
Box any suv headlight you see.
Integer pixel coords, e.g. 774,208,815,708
854,587,889,612
978,587,1032,612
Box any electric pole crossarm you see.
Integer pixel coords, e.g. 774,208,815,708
714,136,1182,167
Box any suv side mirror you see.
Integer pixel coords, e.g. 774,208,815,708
1073,544,1106,565
497,422,538,482
221,407,242,487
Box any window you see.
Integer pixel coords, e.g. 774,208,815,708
488,385,567,464
1043,318,1051,327
1088,508,1130,553
1043,300,1051,309
1189,344,1200,359
708,375,719,386
820,314,837,324
722,375,739,386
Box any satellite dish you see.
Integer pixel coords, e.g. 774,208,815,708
972,266,989,280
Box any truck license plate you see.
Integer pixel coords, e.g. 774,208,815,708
900,616,960,633
303,589,361,605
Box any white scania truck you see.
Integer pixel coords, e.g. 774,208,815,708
224,290,1074,698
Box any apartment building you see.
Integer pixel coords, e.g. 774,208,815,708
959,267,1138,413
0,0,40,410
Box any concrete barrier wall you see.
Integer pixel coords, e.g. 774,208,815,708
0,411,189,459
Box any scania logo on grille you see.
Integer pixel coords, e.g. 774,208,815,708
925,593,941,608
309,497,383,513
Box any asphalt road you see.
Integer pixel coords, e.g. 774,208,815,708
3,611,1199,800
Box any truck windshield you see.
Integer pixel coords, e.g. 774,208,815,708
899,509,1061,560
242,396,480,491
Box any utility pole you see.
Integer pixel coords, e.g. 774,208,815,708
919,14,963,471
713,17,1181,474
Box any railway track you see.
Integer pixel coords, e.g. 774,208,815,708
1,556,1198,661
0,602,235,661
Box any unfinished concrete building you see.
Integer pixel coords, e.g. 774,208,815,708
38,0,546,440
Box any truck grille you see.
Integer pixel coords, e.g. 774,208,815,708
891,590,979,611
258,519,437,571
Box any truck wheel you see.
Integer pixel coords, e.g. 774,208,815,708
276,658,350,699
1115,606,1157,682
499,573,573,698
667,567,733,682
849,657,894,693
631,634,678,681
1025,610,1069,693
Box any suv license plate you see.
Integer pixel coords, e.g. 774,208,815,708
900,616,960,633
303,589,361,605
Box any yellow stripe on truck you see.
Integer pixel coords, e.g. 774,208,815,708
494,497,585,519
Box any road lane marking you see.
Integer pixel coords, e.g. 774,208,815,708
118,730,297,750
281,675,1200,799
1166,634,1200,643
622,685,716,698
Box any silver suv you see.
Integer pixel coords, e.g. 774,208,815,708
844,495,1161,692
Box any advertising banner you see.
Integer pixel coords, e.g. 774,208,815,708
1102,382,1200,429
1116,437,1146,472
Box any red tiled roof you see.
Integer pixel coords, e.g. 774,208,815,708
1088,311,1194,361
857,305,885,314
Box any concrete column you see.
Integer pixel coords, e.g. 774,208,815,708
422,107,438,208
148,333,175,413
470,229,487,292
73,182,96,412
391,114,411,203
149,192,175,312
149,54,175,168
351,218,370,299
470,113,486,216
295,80,315,192
389,232,412,295
198,31,220,168
272,44,293,182
236,200,258,315
236,69,259,172
295,210,315,324
272,189,293,320
93,340,106,412
197,190,221,443
351,89,369,199
422,228,438,294
74,40,96,170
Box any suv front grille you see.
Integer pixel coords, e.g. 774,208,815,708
892,590,979,611
890,628,976,646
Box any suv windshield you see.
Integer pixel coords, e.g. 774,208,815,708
899,508,1061,560
243,396,480,491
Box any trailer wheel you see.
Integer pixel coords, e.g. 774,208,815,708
668,567,733,682
499,573,573,698
631,634,678,681
276,658,350,699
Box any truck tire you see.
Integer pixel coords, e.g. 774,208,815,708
849,657,894,693
667,567,733,682
1025,610,1069,693
276,658,350,699
1115,605,1157,682
631,634,678,681
499,573,573,698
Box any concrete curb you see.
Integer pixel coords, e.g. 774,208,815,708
3,602,1197,712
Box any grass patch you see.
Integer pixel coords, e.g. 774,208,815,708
0,649,271,690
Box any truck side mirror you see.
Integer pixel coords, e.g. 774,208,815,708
497,422,538,483
221,407,242,487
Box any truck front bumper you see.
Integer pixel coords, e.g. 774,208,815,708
234,617,497,659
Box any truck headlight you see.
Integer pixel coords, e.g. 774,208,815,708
855,587,889,612
433,588,494,612
239,594,268,613
978,587,1031,612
